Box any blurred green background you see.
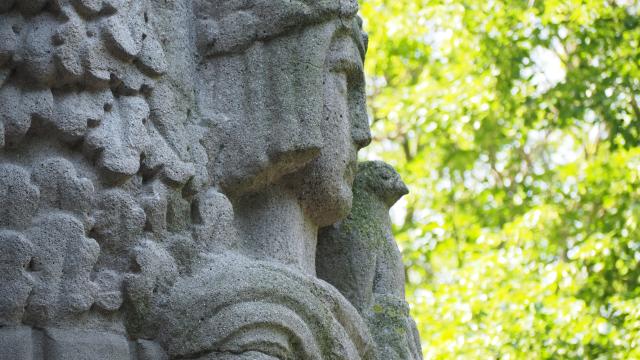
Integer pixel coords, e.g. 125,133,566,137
358,1,640,358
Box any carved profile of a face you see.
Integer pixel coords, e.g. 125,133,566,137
150,7,376,359
283,21,372,227
194,1,369,204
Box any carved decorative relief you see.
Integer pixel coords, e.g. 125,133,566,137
0,1,421,359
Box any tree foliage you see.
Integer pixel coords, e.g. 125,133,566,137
360,0,640,358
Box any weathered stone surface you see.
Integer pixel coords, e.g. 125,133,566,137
318,161,423,359
0,231,34,325
0,326,33,360
136,339,169,360
0,0,420,359
43,328,130,360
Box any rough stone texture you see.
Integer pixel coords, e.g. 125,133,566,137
0,326,33,360
43,328,130,360
0,1,421,359
318,162,422,359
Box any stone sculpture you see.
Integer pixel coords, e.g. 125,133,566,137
0,0,422,359
317,161,422,360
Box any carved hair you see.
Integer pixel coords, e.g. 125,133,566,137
194,0,359,56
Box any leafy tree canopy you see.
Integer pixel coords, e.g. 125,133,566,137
360,0,640,358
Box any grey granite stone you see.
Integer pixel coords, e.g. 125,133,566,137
0,326,33,360
317,161,423,359
0,1,420,359
43,328,130,360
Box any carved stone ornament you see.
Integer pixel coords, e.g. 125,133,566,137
0,1,422,359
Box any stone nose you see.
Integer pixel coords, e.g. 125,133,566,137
352,124,372,149
350,91,372,149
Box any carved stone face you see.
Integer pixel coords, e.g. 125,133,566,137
0,1,419,359
151,17,375,360
284,25,372,227
195,4,362,199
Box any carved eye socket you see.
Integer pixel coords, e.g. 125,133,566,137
326,33,364,83
332,72,349,96
381,169,394,180
328,60,364,92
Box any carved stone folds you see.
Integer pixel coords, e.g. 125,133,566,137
0,1,421,359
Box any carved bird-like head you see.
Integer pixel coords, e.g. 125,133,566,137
354,161,409,207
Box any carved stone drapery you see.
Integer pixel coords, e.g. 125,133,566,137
0,1,421,359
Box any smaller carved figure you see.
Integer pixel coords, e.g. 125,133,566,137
317,161,423,360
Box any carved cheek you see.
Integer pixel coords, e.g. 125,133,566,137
323,72,351,141
320,71,354,183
